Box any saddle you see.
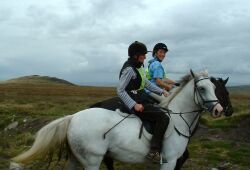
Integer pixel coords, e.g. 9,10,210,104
90,97,167,135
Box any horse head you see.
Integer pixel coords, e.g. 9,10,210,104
190,69,223,118
210,77,234,117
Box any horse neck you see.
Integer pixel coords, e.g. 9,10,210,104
167,79,201,133
168,79,197,109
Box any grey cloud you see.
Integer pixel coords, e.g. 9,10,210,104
0,8,12,22
0,0,250,86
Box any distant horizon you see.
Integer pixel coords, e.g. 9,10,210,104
52,72,250,87
76,82,250,88
1,74,249,87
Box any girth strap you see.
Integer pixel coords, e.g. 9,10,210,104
139,122,144,139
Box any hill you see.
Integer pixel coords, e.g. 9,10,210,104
0,75,75,86
228,85,250,96
228,85,250,91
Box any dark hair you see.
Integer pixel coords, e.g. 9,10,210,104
128,41,148,57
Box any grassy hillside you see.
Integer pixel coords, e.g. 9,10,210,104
0,82,249,170
0,75,75,86
228,85,250,91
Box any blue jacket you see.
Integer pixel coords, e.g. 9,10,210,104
148,57,166,86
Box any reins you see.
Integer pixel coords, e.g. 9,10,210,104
103,77,219,141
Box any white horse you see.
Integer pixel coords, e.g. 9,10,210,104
10,70,223,170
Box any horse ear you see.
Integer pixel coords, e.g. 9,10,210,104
224,77,229,85
190,69,195,78
210,76,216,83
204,69,209,76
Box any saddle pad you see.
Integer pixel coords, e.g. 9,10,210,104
90,97,174,140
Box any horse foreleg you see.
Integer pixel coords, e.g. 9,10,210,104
76,153,103,170
174,149,189,170
103,156,114,170
66,152,80,170
160,159,177,170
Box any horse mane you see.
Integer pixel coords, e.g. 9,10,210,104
160,71,209,108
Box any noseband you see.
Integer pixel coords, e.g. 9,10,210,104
194,77,220,112
169,77,221,140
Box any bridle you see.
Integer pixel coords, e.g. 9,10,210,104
194,77,220,112
167,77,220,139
158,76,222,164
103,77,221,141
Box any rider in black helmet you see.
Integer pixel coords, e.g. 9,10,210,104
117,41,170,162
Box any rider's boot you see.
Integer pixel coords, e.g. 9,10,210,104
146,149,161,163
146,113,169,163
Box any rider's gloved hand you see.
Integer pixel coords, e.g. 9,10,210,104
174,82,180,86
163,91,169,97
134,104,144,112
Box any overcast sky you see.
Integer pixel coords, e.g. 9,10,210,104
0,0,249,86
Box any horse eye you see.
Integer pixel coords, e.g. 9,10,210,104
199,87,205,92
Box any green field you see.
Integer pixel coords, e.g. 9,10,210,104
0,82,249,170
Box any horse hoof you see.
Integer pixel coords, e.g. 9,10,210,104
9,162,23,170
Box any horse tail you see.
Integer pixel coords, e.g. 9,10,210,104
11,115,73,164
89,101,102,108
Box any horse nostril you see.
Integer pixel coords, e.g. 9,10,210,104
227,107,234,114
230,108,234,113
215,109,219,115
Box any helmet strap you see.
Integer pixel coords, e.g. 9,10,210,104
154,55,163,62
128,56,143,68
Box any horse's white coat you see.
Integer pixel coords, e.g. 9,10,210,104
11,72,223,170
66,74,223,170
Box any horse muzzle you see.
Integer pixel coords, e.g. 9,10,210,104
211,103,223,118
224,106,234,117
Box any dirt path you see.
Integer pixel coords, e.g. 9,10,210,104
194,116,250,142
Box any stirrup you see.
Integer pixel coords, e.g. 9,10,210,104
146,151,161,163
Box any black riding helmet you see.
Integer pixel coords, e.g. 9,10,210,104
152,43,168,56
128,41,148,57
